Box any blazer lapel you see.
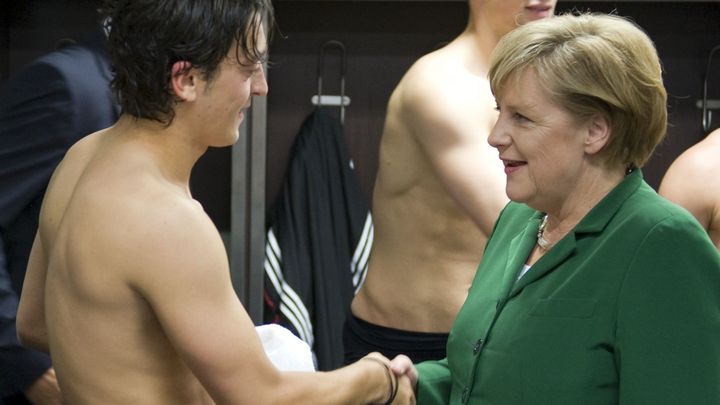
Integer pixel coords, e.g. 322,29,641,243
511,232,576,296
509,169,645,296
499,213,543,299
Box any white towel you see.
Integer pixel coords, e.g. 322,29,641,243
256,324,316,371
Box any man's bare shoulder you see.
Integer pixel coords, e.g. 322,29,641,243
687,129,720,165
664,130,720,188
40,131,106,239
113,187,226,284
401,48,468,95
394,46,494,124
49,130,106,185
49,131,226,291
660,129,720,229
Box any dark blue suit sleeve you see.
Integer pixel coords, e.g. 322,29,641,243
0,61,74,227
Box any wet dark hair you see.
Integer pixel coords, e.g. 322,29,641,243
99,0,275,125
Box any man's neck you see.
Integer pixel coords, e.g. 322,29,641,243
113,114,205,191
461,14,505,69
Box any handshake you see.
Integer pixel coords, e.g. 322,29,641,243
360,354,418,405
259,324,417,404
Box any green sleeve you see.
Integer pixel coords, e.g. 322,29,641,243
416,358,452,405
616,215,720,403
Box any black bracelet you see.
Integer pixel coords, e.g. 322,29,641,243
361,357,398,405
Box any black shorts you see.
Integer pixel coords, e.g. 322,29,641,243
343,312,449,365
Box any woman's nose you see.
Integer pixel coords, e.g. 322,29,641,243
488,120,508,149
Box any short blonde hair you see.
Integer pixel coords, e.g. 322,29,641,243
489,13,667,169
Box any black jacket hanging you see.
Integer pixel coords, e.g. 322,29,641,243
263,108,372,371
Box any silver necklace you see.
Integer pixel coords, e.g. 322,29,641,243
536,214,553,250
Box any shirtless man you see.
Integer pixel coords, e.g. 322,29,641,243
346,0,557,364
16,1,414,403
659,127,720,249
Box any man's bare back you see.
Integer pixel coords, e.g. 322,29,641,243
660,127,720,250
35,125,217,403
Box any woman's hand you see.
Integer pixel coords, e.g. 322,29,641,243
389,355,418,392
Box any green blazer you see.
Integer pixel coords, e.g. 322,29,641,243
417,170,720,404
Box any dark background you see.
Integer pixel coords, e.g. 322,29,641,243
2,1,719,232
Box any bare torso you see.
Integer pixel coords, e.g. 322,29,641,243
352,34,508,332
40,128,214,404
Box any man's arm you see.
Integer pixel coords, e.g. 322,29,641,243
0,236,54,399
17,152,72,354
132,200,412,404
398,64,508,235
12,223,61,404
16,233,50,353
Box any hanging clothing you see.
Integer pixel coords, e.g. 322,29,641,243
263,108,373,371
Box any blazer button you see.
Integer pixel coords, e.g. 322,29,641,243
472,339,484,355
461,386,470,402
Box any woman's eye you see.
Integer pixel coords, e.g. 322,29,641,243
513,112,530,123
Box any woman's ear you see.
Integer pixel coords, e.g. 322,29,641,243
170,61,197,101
584,114,611,155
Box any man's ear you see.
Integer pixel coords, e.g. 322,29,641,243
170,61,197,101
584,114,611,155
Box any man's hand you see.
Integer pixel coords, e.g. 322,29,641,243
24,367,63,405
